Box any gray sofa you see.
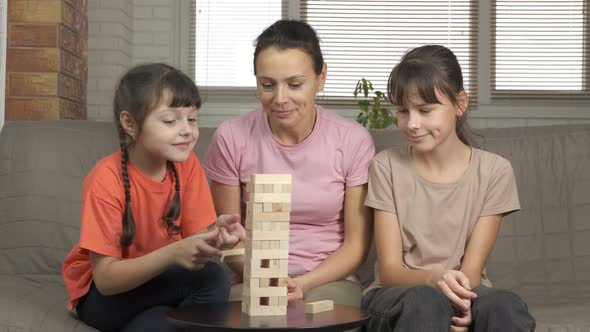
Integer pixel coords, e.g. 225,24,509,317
1,120,589,332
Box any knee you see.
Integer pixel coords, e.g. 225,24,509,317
473,288,527,317
404,286,453,317
201,262,231,296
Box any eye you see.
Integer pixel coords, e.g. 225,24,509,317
260,82,273,90
188,117,198,123
289,82,302,89
395,108,408,114
419,108,432,113
162,119,176,124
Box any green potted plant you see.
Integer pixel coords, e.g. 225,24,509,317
353,78,396,129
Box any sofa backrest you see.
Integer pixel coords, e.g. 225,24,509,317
1,121,589,305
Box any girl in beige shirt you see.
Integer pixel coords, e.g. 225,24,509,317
362,45,535,332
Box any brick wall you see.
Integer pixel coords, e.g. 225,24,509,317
6,0,87,120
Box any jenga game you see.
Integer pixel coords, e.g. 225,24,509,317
242,174,291,316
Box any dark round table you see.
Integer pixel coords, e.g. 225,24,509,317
167,301,369,331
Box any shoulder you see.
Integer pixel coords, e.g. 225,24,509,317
473,148,514,175
372,146,409,168
83,152,124,201
215,108,263,139
174,151,205,182
317,106,374,143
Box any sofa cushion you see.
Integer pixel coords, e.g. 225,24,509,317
0,275,98,332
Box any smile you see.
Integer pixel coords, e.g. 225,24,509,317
173,142,191,150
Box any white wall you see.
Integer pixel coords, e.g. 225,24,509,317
87,0,134,121
86,1,590,127
0,0,6,130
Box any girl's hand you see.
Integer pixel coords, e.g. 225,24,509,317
429,269,477,311
451,304,472,331
174,227,221,270
286,276,304,302
215,214,245,249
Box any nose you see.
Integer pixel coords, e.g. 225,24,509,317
179,119,192,136
407,111,421,130
274,86,288,105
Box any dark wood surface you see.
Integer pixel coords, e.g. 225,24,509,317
168,301,369,331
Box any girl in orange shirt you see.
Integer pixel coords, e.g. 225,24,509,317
62,63,244,332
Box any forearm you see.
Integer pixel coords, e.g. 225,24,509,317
460,267,482,289
296,242,366,292
380,266,437,288
92,245,176,295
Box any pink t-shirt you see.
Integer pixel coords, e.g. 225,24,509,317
204,106,375,278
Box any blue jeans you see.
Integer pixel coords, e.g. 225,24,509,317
361,285,536,332
76,262,230,332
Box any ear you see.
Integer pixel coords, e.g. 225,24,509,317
317,63,328,92
455,90,469,118
119,111,137,139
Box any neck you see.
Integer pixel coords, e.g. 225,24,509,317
126,146,167,182
269,106,317,145
412,134,471,180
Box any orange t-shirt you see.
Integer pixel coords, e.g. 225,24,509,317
62,151,216,310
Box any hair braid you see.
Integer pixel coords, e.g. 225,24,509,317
164,161,181,235
119,141,136,248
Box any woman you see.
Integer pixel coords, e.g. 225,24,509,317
203,19,375,307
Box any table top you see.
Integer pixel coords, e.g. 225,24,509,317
168,301,369,331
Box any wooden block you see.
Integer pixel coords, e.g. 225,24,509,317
8,72,58,97
261,240,271,249
279,222,289,231
281,202,291,212
250,230,289,241
251,193,291,203
245,278,260,289
253,203,263,212
251,174,291,184
259,278,270,288
269,296,279,306
245,266,288,278
282,184,291,193
263,202,273,212
243,286,287,297
273,183,283,193
278,296,287,306
264,184,274,192
250,249,288,259
250,211,290,222
280,240,289,250
271,240,280,249
244,304,287,316
220,248,245,262
305,300,334,314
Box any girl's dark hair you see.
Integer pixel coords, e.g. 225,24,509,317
253,19,324,75
114,63,201,248
388,45,477,147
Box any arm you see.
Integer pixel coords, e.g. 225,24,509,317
294,184,372,294
90,227,221,296
459,214,502,288
210,180,245,277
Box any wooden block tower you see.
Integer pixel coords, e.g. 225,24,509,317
242,174,291,316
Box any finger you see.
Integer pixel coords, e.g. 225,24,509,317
191,263,205,271
195,240,221,256
456,274,477,299
439,282,470,311
216,213,241,227
451,325,468,332
447,276,477,300
195,227,220,242
452,314,471,327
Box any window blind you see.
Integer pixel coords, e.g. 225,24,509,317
188,0,286,90
491,0,589,100
300,0,478,107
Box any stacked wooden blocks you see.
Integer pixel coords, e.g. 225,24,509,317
242,174,291,316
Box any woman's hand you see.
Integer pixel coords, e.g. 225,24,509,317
214,213,245,249
428,269,477,312
174,227,221,270
286,276,305,302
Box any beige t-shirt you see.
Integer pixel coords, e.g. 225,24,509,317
365,146,520,292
